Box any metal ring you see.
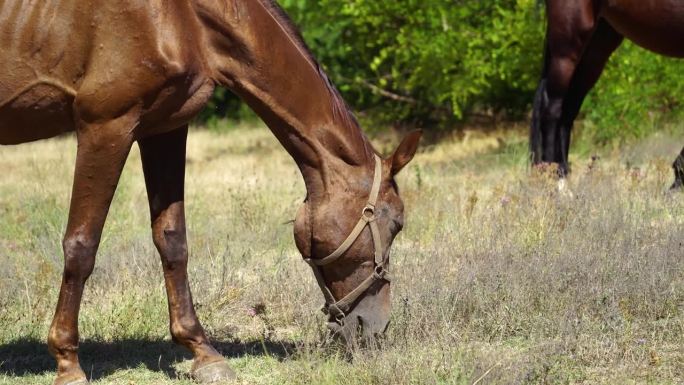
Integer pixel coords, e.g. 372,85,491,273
334,312,346,325
362,204,376,220
373,265,386,279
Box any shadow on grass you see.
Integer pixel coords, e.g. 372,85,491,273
0,337,297,380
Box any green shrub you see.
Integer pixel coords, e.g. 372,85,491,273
282,0,545,127
582,42,684,144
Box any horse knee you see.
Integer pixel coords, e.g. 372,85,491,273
546,56,577,99
170,317,203,345
152,226,188,270
61,234,98,284
48,322,79,357
542,98,563,121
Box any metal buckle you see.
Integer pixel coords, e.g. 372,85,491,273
325,303,346,325
334,312,345,325
362,204,376,221
373,265,387,280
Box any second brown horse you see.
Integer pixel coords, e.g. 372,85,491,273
530,0,684,188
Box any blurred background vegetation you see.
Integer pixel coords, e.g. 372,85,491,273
199,0,684,145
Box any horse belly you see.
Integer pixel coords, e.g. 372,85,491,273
603,1,684,57
0,84,75,145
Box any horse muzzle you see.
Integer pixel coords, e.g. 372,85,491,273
326,280,391,345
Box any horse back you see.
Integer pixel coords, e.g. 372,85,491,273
0,0,212,144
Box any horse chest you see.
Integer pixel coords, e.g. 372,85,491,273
136,75,216,138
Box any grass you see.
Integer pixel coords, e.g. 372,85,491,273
0,123,683,385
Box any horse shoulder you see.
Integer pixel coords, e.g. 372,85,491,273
74,1,211,125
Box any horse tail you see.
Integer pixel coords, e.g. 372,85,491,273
530,3,549,165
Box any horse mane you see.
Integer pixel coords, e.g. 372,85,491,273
257,0,361,134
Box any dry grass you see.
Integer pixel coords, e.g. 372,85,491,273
0,124,682,385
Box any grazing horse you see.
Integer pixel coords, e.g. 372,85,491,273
0,1,421,384
530,0,684,188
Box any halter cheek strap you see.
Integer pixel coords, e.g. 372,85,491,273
304,154,390,325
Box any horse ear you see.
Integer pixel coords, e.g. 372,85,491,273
390,130,422,176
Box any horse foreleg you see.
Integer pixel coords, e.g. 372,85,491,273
534,0,600,176
559,19,623,171
671,146,684,190
138,126,235,383
48,115,136,385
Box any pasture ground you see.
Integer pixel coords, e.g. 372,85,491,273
0,123,682,385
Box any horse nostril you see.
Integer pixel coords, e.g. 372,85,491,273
357,315,365,335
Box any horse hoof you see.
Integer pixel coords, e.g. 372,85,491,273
191,359,236,384
53,372,89,385
557,179,574,198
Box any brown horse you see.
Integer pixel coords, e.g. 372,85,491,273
530,0,684,188
0,1,421,384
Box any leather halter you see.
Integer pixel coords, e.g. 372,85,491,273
304,154,390,325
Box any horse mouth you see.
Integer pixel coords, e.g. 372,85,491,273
327,316,390,349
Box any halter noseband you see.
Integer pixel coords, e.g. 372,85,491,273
304,154,390,325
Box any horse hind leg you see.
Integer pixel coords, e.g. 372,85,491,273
138,126,235,383
48,114,136,385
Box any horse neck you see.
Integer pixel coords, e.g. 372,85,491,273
192,0,374,200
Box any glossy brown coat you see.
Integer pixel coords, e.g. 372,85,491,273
0,1,420,384
530,0,684,187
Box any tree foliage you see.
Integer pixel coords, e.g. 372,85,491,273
283,0,545,126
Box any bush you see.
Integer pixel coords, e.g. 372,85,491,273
283,0,545,127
